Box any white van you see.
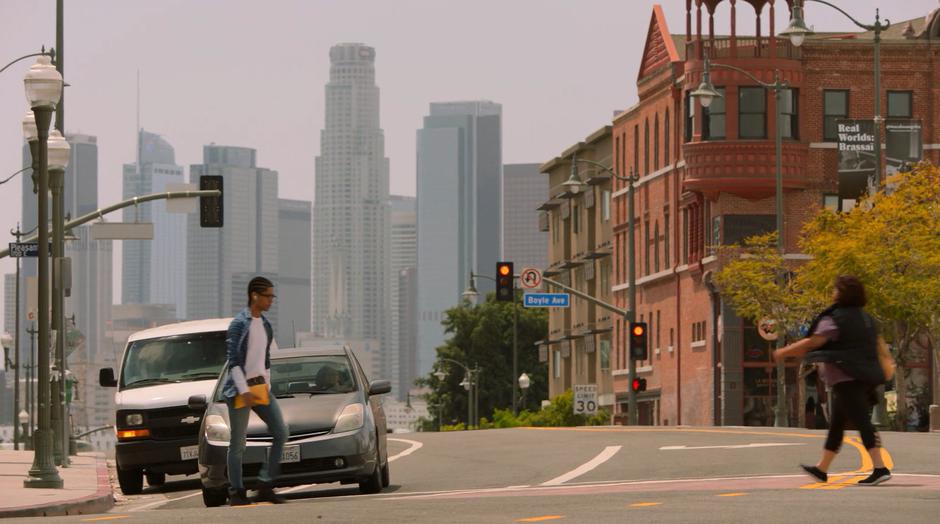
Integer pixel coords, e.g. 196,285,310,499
99,318,231,495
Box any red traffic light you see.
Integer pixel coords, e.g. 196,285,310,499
631,324,645,337
498,264,511,276
631,377,647,392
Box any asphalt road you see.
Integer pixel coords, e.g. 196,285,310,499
17,426,940,523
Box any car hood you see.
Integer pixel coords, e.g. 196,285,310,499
246,392,359,436
115,380,217,410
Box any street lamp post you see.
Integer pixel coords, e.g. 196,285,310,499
464,271,520,415
23,53,64,489
435,358,475,429
565,156,639,424
18,410,30,448
783,0,892,428
46,129,71,466
782,0,889,189
691,58,790,427
518,372,531,412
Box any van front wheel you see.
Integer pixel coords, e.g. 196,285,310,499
118,467,143,495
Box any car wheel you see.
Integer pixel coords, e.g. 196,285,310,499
117,467,143,495
202,487,228,507
145,471,166,487
358,448,383,494
381,461,390,488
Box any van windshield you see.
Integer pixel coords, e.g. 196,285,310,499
120,332,227,390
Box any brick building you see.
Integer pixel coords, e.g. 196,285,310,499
556,1,940,426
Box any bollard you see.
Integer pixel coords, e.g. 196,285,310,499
930,405,940,432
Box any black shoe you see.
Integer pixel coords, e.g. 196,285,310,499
858,468,891,486
801,464,828,483
228,488,252,506
254,483,287,504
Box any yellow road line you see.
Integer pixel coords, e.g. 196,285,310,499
820,475,867,490
515,516,565,522
717,492,748,497
629,502,663,507
81,517,129,522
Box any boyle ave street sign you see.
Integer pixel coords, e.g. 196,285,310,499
523,293,570,308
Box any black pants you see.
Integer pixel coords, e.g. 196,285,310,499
824,380,881,452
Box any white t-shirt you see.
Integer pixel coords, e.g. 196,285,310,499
231,316,278,394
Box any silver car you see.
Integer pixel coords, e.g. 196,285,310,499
190,346,391,507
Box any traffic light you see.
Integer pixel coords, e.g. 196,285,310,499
200,175,224,228
496,262,514,302
629,321,648,360
631,377,647,392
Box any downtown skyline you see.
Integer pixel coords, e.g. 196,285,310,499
1,0,936,300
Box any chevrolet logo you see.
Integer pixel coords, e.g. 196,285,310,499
180,416,201,424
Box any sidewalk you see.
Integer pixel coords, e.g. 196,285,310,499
0,450,113,518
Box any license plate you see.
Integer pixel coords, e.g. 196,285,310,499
180,445,199,461
281,445,300,463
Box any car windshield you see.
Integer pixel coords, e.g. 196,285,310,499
270,355,357,396
120,332,227,390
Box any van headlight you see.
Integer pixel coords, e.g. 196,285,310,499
334,404,364,433
125,413,144,426
205,414,230,443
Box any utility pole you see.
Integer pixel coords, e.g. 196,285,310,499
12,224,23,450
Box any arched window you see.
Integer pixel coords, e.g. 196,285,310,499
654,115,660,172
664,109,671,165
654,221,660,273
644,119,650,175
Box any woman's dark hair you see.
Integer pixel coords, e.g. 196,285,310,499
247,276,274,306
834,275,866,307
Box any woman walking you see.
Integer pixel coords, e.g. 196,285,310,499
773,275,891,486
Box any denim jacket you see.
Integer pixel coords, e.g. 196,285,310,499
221,308,273,399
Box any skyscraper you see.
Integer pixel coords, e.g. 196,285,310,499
312,43,390,369
390,195,416,399
277,198,312,348
122,130,187,318
187,145,279,324
416,101,502,376
502,163,548,271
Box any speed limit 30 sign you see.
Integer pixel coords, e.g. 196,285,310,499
573,384,598,415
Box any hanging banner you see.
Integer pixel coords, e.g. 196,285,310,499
885,119,923,176
837,119,876,209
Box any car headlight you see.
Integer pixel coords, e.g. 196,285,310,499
125,413,143,426
205,414,230,442
334,403,364,433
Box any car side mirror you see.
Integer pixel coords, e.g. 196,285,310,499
99,368,117,388
368,380,391,396
187,394,208,411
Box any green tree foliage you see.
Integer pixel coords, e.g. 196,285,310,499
416,291,549,429
440,390,609,430
713,231,821,338
798,164,940,424
714,164,940,426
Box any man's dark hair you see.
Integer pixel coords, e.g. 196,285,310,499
247,276,274,306
834,275,866,307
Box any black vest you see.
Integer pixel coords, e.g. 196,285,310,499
804,305,884,384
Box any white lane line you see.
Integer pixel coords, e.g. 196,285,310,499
660,443,806,451
126,491,202,512
540,446,621,486
387,438,423,462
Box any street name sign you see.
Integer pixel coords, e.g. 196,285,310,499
573,384,598,415
8,242,51,258
523,293,569,308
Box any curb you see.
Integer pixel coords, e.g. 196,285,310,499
0,454,114,518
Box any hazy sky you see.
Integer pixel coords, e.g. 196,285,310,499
1,0,937,306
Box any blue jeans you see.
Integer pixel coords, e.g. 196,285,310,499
226,394,288,491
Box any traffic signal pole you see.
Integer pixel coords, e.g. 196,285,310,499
0,189,221,260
